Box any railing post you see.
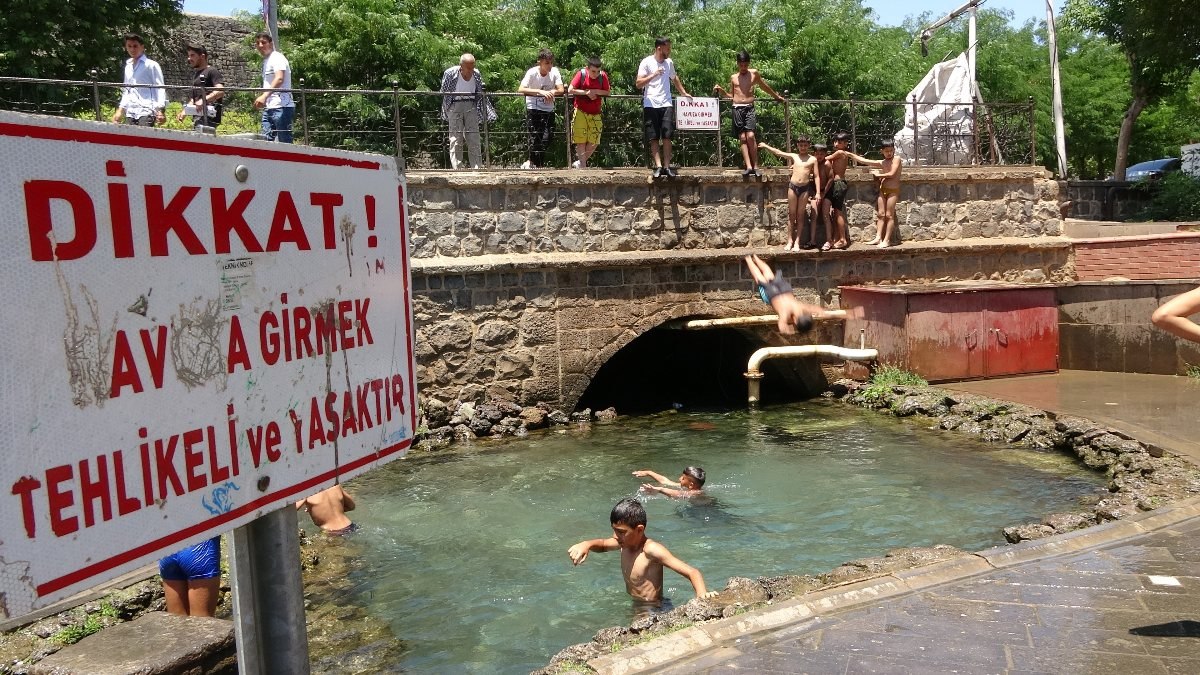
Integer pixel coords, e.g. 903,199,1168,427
1027,96,1036,166
972,100,981,165
848,92,857,155
783,92,792,152
90,69,102,122
715,97,723,167
563,93,572,168
482,94,490,168
910,94,918,165
392,81,405,171
298,78,309,146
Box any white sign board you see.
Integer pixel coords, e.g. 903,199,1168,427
0,111,416,618
676,97,720,131
1182,143,1200,179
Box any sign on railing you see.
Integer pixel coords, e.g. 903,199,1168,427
0,111,416,618
676,97,720,131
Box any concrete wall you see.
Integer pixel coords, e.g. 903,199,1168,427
1058,281,1200,375
1066,181,1151,222
152,13,258,92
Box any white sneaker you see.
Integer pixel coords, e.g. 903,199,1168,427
571,160,581,169
520,160,532,169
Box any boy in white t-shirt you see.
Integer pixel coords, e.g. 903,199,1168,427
252,32,294,143
518,48,565,169
635,37,692,178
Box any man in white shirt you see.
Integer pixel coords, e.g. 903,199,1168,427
111,33,165,127
252,32,295,143
636,37,692,178
517,48,564,169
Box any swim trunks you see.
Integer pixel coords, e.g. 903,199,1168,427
643,106,674,141
159,537,221,581
571,109,602,145
789,181,814,199
879,186,900,198
756,270,793,305
326,522,359,536
828,178,848,210
731,104,756,135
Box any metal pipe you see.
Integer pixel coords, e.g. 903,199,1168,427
667,310,847,330
745,345,878,405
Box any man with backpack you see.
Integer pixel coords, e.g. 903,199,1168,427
567,56,610,168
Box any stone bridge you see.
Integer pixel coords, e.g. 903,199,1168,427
408,166,1071,412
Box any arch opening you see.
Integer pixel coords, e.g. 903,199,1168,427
576,324,826,415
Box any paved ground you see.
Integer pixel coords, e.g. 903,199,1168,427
943,370,1200,465
651,514,1200,675
593,370,1200,674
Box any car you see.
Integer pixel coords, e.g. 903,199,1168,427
1120,157,1181,181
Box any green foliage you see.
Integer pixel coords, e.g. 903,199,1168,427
0,1,184,79
75,102,262,137
1138,173,1200,222
1185,363,1200,380
870,364,927,388
51,612,107,645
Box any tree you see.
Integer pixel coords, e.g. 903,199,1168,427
0,1,183,79
1065,0,1200,179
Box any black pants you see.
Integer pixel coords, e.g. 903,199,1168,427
526,110,554,167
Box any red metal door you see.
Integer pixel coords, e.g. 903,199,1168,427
907,292,986,381
982,289,1059,376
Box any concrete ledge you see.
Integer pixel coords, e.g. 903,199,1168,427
31,612,235,675
1070,230,1200,245
587,626,714,675
1063,218,1186,239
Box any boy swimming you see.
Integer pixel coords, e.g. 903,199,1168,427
633,466,705,498
568,498,716,602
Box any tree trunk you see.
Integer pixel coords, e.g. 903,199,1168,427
1112,93,1147,181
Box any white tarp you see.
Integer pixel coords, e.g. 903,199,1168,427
0,111,416,618
894,53,976,166
1182,143,1200,178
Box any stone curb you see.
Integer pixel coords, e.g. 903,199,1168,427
588,494,1200,675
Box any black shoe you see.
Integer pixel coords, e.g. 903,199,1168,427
666,167,679,178
653,166,664,179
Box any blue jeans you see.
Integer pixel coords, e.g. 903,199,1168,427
261,106,295,143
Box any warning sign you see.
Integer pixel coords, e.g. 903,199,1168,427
0,111,416,617
676,97,720,131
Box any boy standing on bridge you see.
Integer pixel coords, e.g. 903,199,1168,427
847,140,902,248
568,498,716,604
712,51,786,178
568,56,610,169
518,48,565,169
820,132,854,250
637,37,693,178
758,137,822,252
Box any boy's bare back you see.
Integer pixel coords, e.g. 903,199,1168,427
297,485,355,532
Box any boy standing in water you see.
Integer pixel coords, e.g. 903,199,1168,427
712,51,786,178
568,498,716,602
633,466,706,498
758,137,822,251
847,140,902,247
296,484,358,536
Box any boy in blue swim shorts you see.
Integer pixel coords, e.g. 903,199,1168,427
745,254,831,335
159,536,221,616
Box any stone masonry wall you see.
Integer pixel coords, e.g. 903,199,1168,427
411,241,1073,409
152,13,258,92
406,167,1064,258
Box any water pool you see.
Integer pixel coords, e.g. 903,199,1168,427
303,400,1106,673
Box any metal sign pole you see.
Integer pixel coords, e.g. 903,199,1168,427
230,507,310,675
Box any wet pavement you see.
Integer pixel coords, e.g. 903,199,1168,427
594,506,1200,674
941,370,1200,465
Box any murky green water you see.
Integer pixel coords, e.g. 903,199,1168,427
304,400,1106,673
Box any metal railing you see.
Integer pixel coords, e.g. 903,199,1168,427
0,74,1037,170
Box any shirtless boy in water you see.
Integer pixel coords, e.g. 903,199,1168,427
712,51,785,177
633,466,705,498
820,131,854,250
568,498,716,602
296,484,358,535
758,138,821,251
847,140,902,248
